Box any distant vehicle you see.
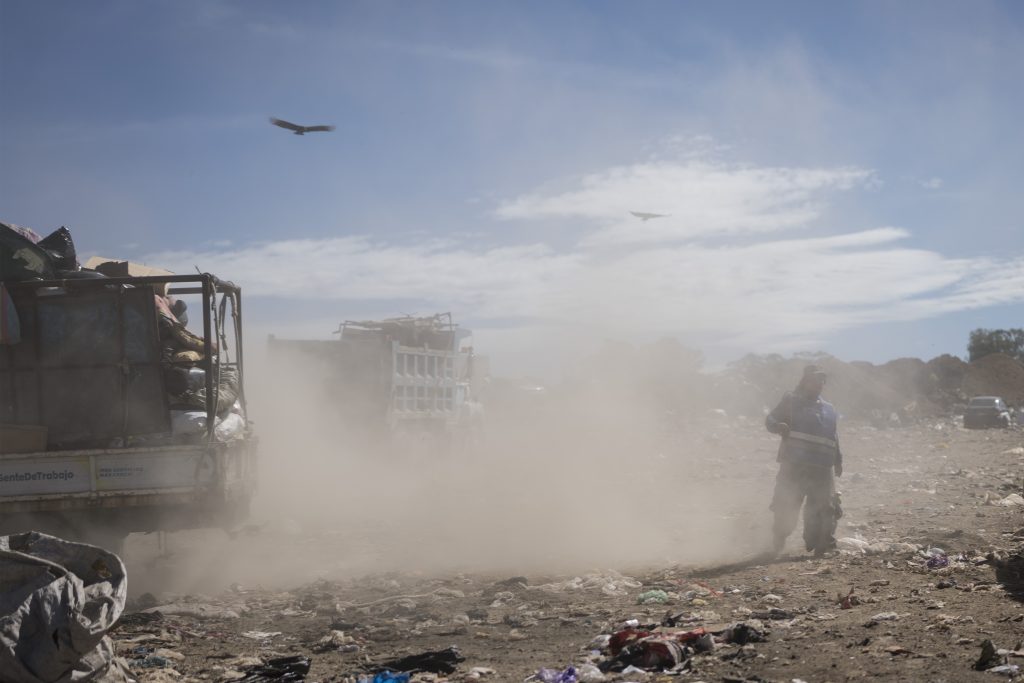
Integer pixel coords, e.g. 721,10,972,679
269,313,485,451
963,396,1012,429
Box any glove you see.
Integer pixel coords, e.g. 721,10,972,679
834,461,843,478
774,422,790,437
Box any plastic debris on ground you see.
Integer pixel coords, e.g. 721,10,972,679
636,589,670,605
143,602,241,620
375,646,465,675
240,655,312,681
358,673,410,683
924,550,950,569
531,665,577,683
996,493,1024,507
313,629,357,652
975,639,1003,671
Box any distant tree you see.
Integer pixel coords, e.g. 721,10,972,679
968,328,1024,363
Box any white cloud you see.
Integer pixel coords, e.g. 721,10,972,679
495,160,872,246
920,177,944,190
143,155,1024,367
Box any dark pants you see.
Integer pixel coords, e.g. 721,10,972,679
771,461,837,552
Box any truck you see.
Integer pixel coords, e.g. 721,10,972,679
268,313,484,450
0,270,258,551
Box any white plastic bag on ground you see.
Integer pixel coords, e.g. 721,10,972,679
0,531,130,683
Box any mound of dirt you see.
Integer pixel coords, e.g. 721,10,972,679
717,352,1024,419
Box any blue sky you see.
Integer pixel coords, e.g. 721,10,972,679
2,1,1022,375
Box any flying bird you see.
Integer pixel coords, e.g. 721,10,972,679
269,117,336,135
630,211,670,221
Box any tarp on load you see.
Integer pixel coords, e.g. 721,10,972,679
0,223,56,282
0,532,130,683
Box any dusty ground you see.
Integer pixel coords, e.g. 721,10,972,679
115,418,1024,682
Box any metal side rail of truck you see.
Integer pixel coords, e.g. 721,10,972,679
0,273,258,551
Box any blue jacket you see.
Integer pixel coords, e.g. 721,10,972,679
766,391,841,468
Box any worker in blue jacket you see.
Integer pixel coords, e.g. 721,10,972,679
765,365,843,557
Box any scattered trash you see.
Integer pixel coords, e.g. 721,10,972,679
313,630,355,652
719,623,767,645
128,654,172,669
864,611,901,627
376,647,465,675
837,537,871,553
975,640,1003,671
143,602,241,620
609,628,655,655
240,655,312,681
242,631,282,640
636,589,670,605
600,637,686,673
531,665,577,683
750,608,794,620
358,674,410,683
575,664,606,682
837,588,860,609
996,494,1024,507
987,665,1021,675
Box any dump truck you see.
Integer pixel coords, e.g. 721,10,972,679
0,270,258,551
268,313,484,450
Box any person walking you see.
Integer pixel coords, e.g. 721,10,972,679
765,365,843,557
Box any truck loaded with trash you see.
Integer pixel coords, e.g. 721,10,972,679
0,222,257,550
269,313,485,452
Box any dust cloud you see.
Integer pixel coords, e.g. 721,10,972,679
125,333,774,596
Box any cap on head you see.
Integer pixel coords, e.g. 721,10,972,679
173,350,203,363
803,364,826,379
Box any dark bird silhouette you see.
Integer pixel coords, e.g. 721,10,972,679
630,211,670,221
270,117,336,135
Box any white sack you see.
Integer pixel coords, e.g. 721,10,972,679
0,532,129,683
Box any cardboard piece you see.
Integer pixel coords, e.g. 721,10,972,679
83,257,174,296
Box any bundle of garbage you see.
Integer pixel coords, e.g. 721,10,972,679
1,221,246,444
564,619,768,676
0,531,130,683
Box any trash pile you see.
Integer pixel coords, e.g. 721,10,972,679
577,617,767,676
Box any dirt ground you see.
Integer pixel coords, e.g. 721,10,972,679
114,418,1024,683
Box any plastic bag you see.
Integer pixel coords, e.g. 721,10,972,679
37,227,79,272
215,413,245,441
171,410,207,435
